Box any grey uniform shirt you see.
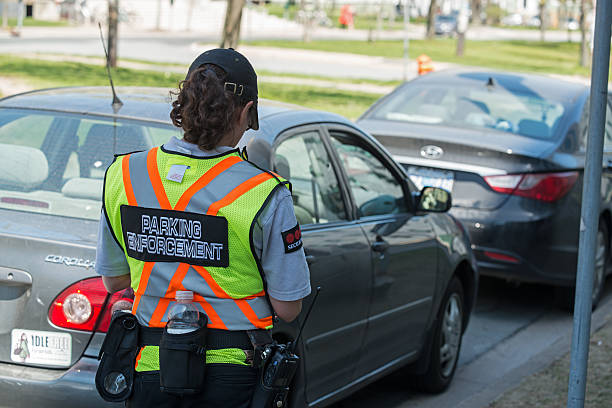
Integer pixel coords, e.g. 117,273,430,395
95,137,311,302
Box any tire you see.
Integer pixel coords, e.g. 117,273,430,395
410,277,464,393
554,220,608,311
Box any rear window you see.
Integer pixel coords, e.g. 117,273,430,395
0,109,181,220
369,83,566,141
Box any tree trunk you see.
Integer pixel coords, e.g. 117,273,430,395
221,0,246,48
187,0,197,31
539,0,546,42
2,1,8,29
426,0,437,39
470,0,481,26
579,0,590,67
156,0,162,30
108,0,119,68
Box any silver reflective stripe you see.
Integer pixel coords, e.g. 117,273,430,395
128,151,160,208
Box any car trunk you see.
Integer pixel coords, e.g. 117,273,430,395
0,208,99,368
359,119,563,210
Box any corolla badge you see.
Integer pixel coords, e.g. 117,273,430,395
45,255,96,269
420,145,444,159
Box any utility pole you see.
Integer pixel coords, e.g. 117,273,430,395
108,0,119,68
567,1,612,407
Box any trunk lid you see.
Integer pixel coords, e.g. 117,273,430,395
358,119,567,210
0,209,99,368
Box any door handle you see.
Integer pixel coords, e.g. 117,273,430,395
371,240,390,253
305,255,317,265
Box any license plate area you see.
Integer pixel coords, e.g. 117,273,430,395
407,166,454,192
11,329,72,367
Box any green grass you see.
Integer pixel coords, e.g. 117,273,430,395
0,55,379,119
6,17,69,27
245,39,597,77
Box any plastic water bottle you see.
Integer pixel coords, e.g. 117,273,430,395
166,291,202,334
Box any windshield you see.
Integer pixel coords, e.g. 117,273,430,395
369,83,566,141
0,109,181,220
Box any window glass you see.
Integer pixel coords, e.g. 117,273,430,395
330,132,406,217
0,109,181,220
369,83,566,141
274,131,347,225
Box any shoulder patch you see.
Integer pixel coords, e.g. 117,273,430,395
281,223,303,253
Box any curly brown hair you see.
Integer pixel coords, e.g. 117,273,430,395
170,64,250,151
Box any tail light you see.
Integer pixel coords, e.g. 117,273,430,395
484,171,578,202
49,277,134,333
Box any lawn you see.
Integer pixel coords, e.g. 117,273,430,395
0,55,380,120
5,17,68,27
245,39,596,77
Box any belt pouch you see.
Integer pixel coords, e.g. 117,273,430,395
95,311,140,402
158,316,208,395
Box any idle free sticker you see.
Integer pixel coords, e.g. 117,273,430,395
11,329,72,367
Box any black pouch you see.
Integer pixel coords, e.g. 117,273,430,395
158,315,208,395
95,311,140,402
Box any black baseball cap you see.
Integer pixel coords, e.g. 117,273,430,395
186,48,259,130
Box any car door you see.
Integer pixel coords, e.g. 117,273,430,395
272,126,372,404
325,125,439,378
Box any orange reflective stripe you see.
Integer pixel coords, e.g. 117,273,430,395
192,293,228,330
134,347,143,369
122,154,137,206
207,172,273,216
146,147,172,210
148,263,190,326
173,155,242,211
192,265,232,299
235,299,273,329
131,262,155,314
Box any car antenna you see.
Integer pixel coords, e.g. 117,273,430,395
290,286,322,354
98,22,123,114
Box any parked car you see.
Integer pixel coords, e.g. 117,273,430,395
564,17,579,31
434,14,458,36
0,87,477,407
358,69,612,310
500,13,523,27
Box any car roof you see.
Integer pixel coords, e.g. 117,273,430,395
401,69,588,102
0,86,353,138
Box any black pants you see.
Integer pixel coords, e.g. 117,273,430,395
126,364,258,408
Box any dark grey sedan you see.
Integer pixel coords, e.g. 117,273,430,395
0,87,477,407
358,69,611,309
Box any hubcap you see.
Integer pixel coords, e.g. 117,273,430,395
593,229,606,304
439,293,462,378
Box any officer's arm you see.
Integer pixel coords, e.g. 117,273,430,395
102,274,131,293
269,296,302,322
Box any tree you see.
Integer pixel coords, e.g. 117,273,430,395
425,0,437,39
538,0,547,42
579,0,591,67
221,0,247,48
108,0,119,68
470,0,482,26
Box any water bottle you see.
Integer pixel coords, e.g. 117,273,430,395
166,291,202,334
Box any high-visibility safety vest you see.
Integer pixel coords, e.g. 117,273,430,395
103,146,287,368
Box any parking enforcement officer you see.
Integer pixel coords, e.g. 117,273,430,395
95,48,311,407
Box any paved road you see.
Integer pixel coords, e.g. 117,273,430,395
327,277,612,408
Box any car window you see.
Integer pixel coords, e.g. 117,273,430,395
369,83,566,141
0,109,181,220
329,131,407,218
274,130,347,225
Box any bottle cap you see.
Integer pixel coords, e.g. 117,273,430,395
175,290,194,301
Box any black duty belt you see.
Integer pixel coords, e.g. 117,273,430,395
139,326,253,351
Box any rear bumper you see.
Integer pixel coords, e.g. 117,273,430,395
0,357,119,408
450,199,580,287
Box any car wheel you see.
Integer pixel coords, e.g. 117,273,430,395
410,276,464,393
554,221,608,310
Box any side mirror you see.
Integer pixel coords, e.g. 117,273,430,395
416,186,452,212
